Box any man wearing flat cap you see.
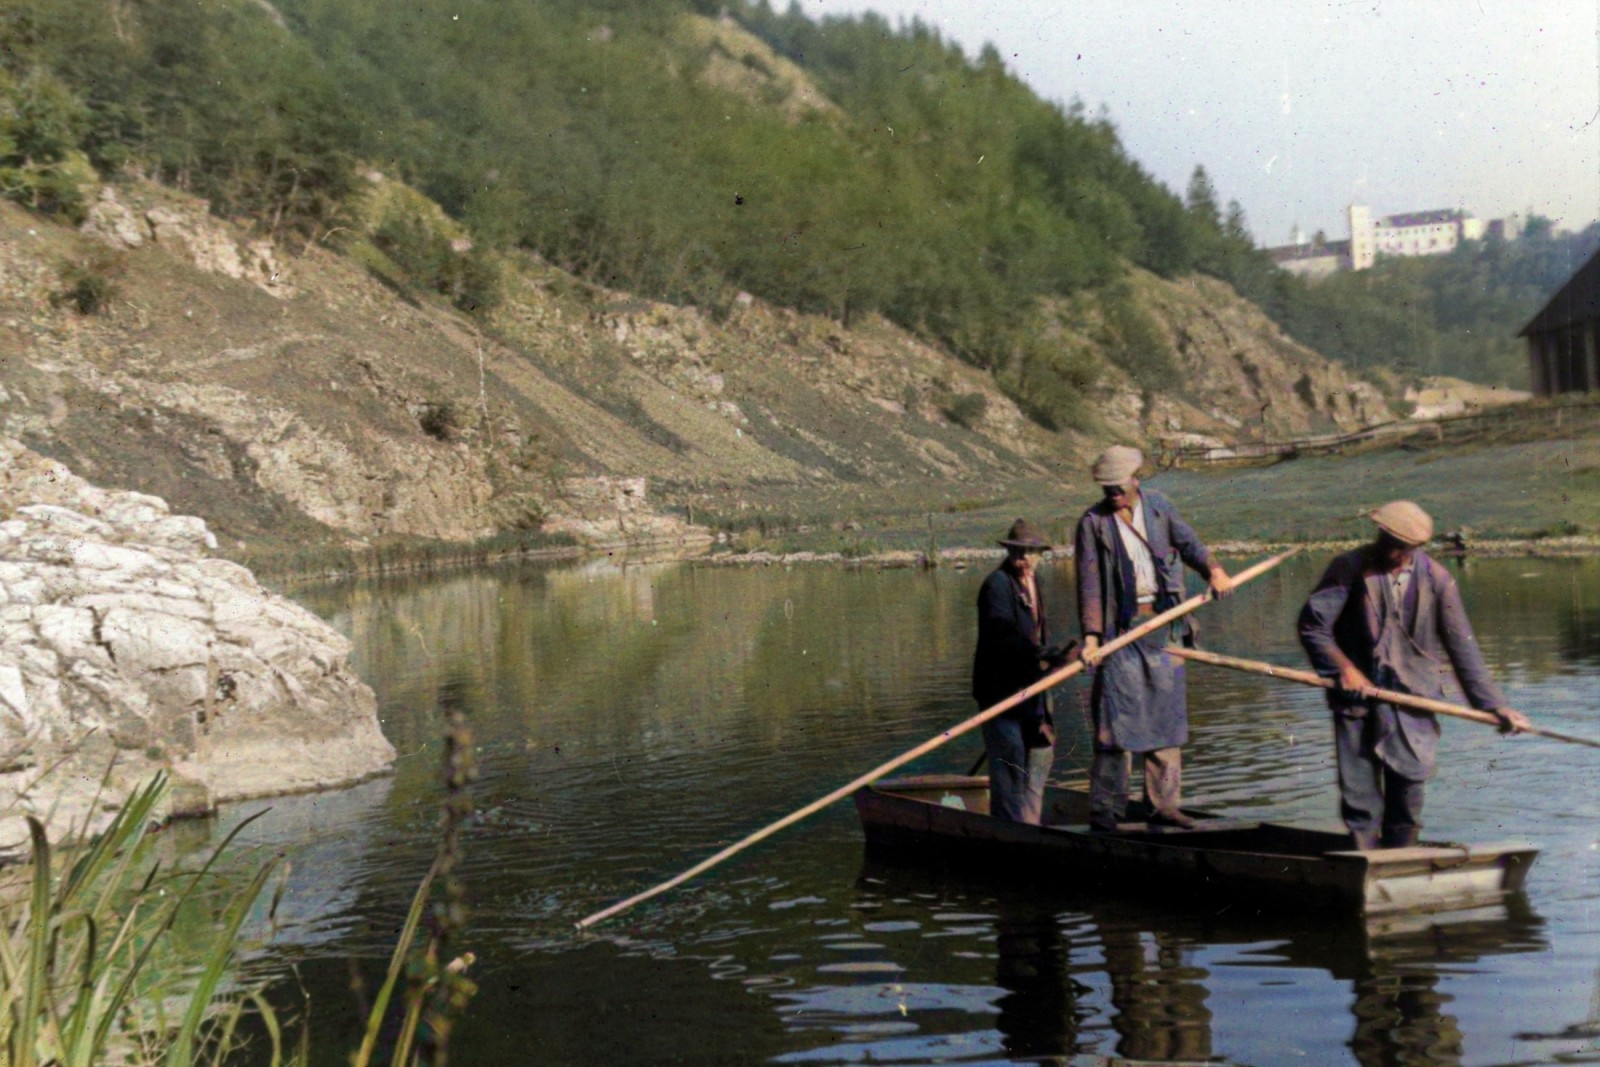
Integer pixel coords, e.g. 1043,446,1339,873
1074,446,1233,831
1298,500,1530,850
973,518,1072,823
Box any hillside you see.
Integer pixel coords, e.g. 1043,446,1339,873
0,174,1392,567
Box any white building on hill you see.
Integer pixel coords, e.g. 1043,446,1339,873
1270,204,1514,279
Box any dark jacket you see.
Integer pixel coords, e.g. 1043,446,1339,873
1298,547,1504,711
1074,489,1216,641
972,564,1052,726
1298,547,1504,778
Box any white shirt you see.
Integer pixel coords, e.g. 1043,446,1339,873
1114,500,1158,601
1385,560,1415,615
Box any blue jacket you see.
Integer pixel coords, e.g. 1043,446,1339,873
1074,489,1216,641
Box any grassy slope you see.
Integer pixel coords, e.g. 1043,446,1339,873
745,425,1600,558
1158,435,1600,545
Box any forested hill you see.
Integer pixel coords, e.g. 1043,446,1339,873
5,0,1587,393
3,0,1312,415
1274,220,1600,386
0,0,1581,559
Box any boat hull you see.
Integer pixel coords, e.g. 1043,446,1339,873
854,775,1537,917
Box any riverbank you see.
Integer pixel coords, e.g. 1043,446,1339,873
268,524,1600,589
682,429,1600,565
253,429,1600,586
692,534,1600,570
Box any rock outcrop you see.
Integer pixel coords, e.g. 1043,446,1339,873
1089,271,1394,449
0,439,394,849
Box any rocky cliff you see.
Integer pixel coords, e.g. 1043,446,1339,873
0,439,393,849
0,175,1393,564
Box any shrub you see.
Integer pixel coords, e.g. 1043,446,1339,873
52,250,123,315
1531,518,1581,540
373,207,502,314
418,401,458,441
942,391,988,429
0,69,95,223
1097,279,1176,390
998,330,1098,432
496,494,547,532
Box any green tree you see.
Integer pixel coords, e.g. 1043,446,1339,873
0,68,93,220
1185,164,1221,228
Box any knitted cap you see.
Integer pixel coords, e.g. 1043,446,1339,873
1371,500,1434,546
1091,445,1143,486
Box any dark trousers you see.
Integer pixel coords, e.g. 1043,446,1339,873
983,717,1054,825
1334,712,1425,850
1088,747,1182,831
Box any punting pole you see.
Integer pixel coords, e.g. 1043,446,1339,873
573,547,1303,930
1166,645,1600,750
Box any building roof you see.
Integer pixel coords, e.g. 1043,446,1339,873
1380,209,1463,228
1518,246,1600,337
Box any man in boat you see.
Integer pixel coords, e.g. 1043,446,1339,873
1075,445,1234,832
1297,500,1530,850
974,518,1071,824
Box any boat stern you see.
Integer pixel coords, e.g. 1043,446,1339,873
1330,842,1541,916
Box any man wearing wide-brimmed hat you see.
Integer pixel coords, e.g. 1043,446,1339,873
1074,445,1233,831
1298,501,1530,850
972,518,1072,824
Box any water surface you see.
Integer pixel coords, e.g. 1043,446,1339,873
208,553,1600,1065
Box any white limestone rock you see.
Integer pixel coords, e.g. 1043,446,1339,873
0,437,394,848
79,187,146,249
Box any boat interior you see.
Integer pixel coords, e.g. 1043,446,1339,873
873,774,1375,857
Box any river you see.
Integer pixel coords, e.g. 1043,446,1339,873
199,553,1600,1065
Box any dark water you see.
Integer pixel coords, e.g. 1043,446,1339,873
202,554,1600,1066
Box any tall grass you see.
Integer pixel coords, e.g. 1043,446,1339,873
2,701,481,1066
351,686,478,1066
0,774,284,1067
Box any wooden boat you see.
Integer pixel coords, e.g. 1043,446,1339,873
853,775,1538,918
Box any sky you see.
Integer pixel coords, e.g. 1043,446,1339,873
812,0,1600,248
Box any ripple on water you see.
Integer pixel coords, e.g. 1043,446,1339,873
230,557,1600,1067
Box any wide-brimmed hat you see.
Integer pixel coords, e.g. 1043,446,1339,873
1371,500,1433,546
998,518,1051,551
1091,445,1144,486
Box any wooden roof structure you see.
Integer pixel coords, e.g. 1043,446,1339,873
1519,246,1600,338
1518,246,1600,395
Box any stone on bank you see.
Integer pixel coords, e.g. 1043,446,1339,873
0,438,394,853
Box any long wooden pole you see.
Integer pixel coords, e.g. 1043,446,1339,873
573,547,1302,930
1166,645,1600,750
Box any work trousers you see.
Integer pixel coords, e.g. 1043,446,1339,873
1334,711,1425,850
982,717,1054,825
1088,747,1182,831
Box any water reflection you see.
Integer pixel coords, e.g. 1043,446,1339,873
992,894,1090,1060
849,855,1547,1066
230,554,1600,1065
1305,902,1544,1067
1101,925,1213,1062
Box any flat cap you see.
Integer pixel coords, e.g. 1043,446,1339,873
1091,445,1144,486
998,517,1051,551
1371,500,1433,546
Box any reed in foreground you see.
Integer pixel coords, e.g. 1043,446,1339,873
0,773,286,1067
3,694,480,1066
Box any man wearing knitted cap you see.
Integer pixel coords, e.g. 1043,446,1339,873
1298,501,1530,850
1074,445,1234,831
